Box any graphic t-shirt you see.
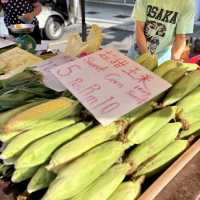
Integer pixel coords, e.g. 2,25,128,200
1,0,39,27
133,0,195,55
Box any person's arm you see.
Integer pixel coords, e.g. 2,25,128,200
173,0,195,61
131,0,148,54
22,1,42,21
135,20,148,54
171,34,187,61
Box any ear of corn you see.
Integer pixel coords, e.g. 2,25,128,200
163,68,187,85
1,117,79,160
0,131,22,143
0,142,6,154
15,121,92,169
42,141,130,200
11,166,39,183
0,69,42,88
176,86,200,113
127,106,177,144
46,121,127,172
179,107,200,128
154,67,186,102
0,91,35,111
178,63,199,71
71,163,131,200
153,60,177,77
141,54,158,71
4,97,80,132
135,53,149,64
163,70,200,106
108,178,144,200
0,101,43,129
135,53,158,71
122,101,154,124
127,122,181,171
27,165,56,194
180,121,200,138
133,140,189,178
0,163,11,179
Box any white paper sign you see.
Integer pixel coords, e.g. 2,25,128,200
35,43,48,51
34,54,75,91
0,38,15,49
51,48,171,125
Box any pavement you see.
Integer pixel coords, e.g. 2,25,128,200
85,2,134,54
85,1,133,28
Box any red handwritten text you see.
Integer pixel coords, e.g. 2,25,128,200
93,96,120,114
98,50,129,68
56,64,82,77
68,78,84,90
84,57,108,72
77,84,120,114
79,84,101,96
104,73,124,88
126,85,151,104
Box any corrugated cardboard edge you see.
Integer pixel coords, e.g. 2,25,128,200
138,139,200,200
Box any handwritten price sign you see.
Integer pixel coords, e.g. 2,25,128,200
35,54,75,91
51,48,171,125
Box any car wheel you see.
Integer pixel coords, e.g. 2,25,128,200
44,17,64,40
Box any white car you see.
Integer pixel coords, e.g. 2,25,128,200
38,0,80,40
0,0,80,40
38,5,68,40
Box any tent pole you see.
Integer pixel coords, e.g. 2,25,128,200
80,0,87,42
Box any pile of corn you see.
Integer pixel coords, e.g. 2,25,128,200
0,54,199,200
0,69,60,111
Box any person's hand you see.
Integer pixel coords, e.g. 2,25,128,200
172,57,184,63
21,12,34,22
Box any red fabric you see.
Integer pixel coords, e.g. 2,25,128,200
189,55,200,70
79,52,91,58
189,55,200,64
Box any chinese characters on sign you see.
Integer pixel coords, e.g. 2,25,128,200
51,48,171,125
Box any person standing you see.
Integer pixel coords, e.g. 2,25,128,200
0,0,42,43
128,0,195,64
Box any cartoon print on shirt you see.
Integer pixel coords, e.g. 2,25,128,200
144,20,167,54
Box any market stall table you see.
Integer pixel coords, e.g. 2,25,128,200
139,139,200,200
155,152,200,200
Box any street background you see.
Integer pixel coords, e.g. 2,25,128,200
56,1,200,54
0,1,200,54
